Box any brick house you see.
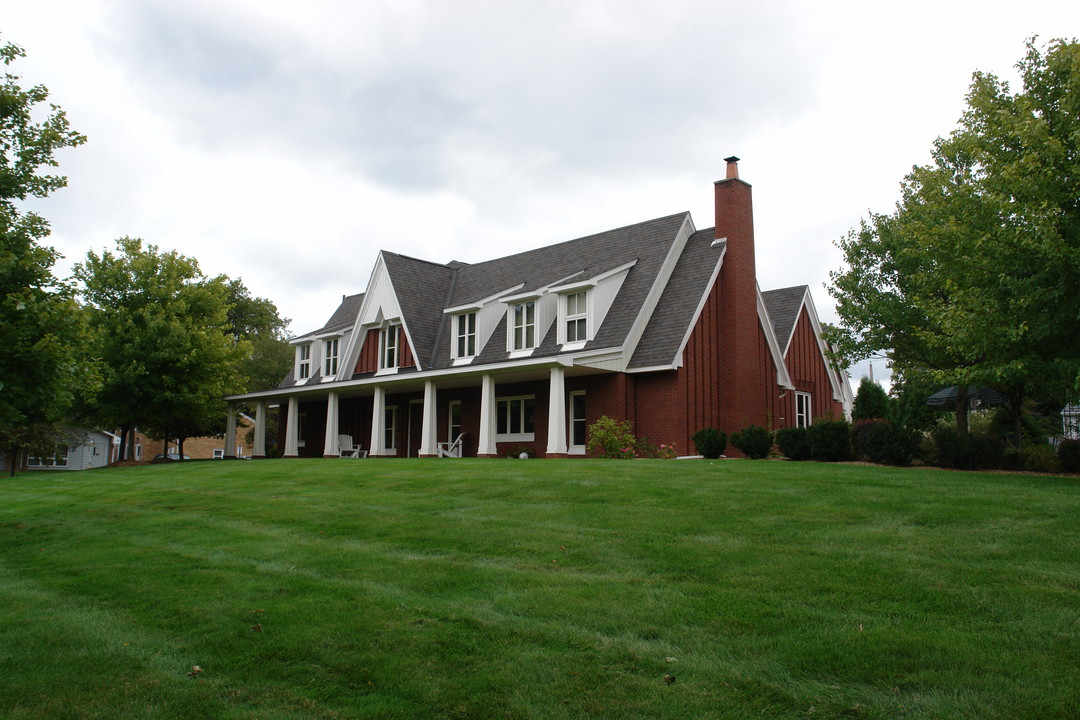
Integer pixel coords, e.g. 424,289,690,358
225,158,852,458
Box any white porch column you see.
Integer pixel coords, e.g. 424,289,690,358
370,386,386,456
546,366,568,457
253,400,267,457
477,374,497,457
322,391,340,457
224,406,238,459
284,396,300,457
420,381,438,457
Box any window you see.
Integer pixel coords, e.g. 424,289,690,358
569,391,587,450
565,291,588,343
454,313,476,358
324,338,339,376
297,344,311,379
28,449,68,467
512,301,536,351
381,324,399,370
496,396,536,440
796,392,812,428
448,400,462,441
385,406,398,451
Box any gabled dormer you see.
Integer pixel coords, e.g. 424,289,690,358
443,283,524,366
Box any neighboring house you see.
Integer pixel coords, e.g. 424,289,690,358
131,416,257,460
228,158,853,458
1062,403,1080,441
14,430,120,471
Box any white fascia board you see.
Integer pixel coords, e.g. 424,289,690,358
757,283,796,390
339,254,386,376
619,213,696,371
626,364,678,374
548,259,638,294
502,270,590,305
668,247,726,370
443,283,526,315
798,290,850,404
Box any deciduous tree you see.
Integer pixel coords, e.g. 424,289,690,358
0,38,92,473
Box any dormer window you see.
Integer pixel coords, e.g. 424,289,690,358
565,291,588,343
381,324,399,370
512,301,536,351
454,312,476,358
324,338,339,376
297,344,312,379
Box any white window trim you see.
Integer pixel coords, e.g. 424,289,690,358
568,390,587,455
384,405,398,453
560,290,590,348
297,343,312,382
379,324,400,374
496,395,536,442
796,391,812,428
323,338,339,377
452,312,477,361
509,301,537,353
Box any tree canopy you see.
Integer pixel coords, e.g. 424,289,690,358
75,238,248,456
829,37,1080,440
0,37,92,471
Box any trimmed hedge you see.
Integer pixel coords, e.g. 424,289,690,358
775,426,811,461
691,428,727,459
807,420,851,462
730,425,773,459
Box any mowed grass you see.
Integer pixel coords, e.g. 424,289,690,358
0,459,1076,719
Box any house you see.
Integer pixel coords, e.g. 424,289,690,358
135,415,257,460
2,429,121,472
225,158,853,458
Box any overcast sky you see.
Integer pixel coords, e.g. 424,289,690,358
5,1,1076,383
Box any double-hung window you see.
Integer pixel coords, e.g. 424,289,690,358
381,324,399,370
569,391,587,451
496,395,536,441
324,338,339,376
795,391,812,428
455,312,476,358
384,406,397,451
512,301,536,351
565,291,588,343
297,344,311,380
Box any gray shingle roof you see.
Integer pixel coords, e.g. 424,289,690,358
381,252,457,370
761,285,808,355
629,230,724,368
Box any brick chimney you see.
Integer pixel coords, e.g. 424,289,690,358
715,156,767,432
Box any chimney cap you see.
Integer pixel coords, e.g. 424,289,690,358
723,156,741,180
724,156,740,164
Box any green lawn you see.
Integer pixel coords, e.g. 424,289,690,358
0,459,1076,719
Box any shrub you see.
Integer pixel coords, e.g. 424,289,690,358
930,427,1006,470
851,419,919,466
691,428,726,459
635,437,679,459
1059,439,1080,473
730,425,773,459
775,426,811,461
807,420,851,462
1017,444,1061,474
586,416,637,459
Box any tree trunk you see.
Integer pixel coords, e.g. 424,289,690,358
1008,390,1024,449
117,423,131,463
955,385,969,437
8,448,17,477
178,437,185,460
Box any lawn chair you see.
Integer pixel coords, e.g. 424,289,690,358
338,434,367,458
437,433,464,458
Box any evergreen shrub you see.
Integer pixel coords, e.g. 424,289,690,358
775,426,811,461
691,428,726,459
1059,439,1080,473
730,425,773,459
807,420,851,462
